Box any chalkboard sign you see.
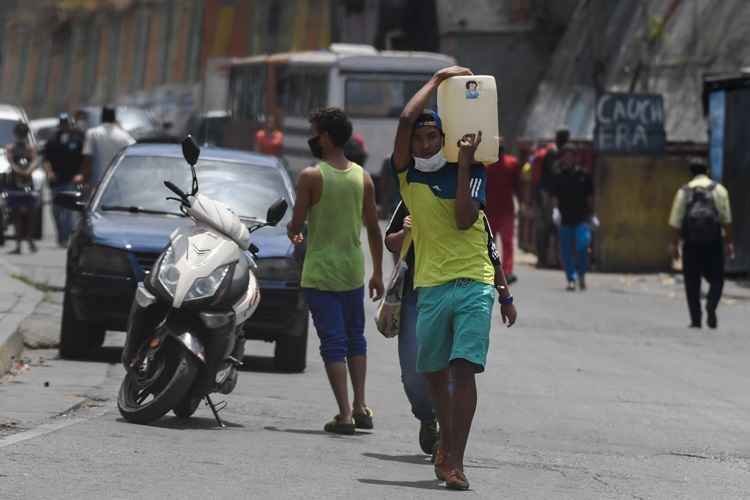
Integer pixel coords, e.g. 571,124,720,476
594,93,666,154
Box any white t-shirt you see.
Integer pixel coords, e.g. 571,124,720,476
83,123,135,187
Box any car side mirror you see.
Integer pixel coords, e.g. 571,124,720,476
53,191,85,211
182,135,200,166
265,198,288,227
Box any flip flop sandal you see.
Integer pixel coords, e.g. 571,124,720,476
352,407,374,429
324,415,355,435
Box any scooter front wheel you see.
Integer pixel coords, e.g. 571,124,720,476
118,340,199,425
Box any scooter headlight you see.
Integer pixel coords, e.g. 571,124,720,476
184,265,230,302
157,246,180,297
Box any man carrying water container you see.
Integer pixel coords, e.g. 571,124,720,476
391,66,518,490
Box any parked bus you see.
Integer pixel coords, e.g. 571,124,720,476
225,44,455,184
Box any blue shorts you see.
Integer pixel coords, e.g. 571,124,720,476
416,279,494,373
303,287,366,364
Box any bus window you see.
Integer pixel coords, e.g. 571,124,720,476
229,64,266,121
344,75,435,118
278,68,328,117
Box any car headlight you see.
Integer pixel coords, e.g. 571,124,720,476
254,258,299,282
79,245,132,276
184,265,230,302
157,246,180,297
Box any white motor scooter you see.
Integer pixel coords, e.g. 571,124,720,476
118,136,287,426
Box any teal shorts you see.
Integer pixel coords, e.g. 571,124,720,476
416,279,495,373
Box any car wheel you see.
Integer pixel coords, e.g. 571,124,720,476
59,288,106,359
274,312,308,373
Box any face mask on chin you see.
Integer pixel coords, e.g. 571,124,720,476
413,150,446,173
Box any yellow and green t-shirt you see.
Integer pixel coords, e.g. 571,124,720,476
394,159,495,289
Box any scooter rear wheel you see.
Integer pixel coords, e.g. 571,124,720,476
118,340,199,425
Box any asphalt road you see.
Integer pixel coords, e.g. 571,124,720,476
1,225,750,499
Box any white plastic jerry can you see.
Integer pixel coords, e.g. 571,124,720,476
437,75,500,164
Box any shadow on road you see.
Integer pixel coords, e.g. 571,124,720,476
52,346,122,365
239,355,279,373
87,346,123,364
362,452,431,466
364,452,501,472
118,416,244,430
53,350,292,376
357,478,444,491
264,425,372,437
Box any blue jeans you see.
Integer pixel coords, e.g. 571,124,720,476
304,287,366,364
51,183,77,245
559,223,591,282
398,287,435,422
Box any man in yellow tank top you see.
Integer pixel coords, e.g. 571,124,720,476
392,66,518,490
287,107,384,435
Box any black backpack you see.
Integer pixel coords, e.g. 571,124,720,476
681,183,722,244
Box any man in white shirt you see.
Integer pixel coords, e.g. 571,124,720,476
82,106,135,189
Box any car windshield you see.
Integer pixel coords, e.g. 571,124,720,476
97,156,292,233
0,119,19,145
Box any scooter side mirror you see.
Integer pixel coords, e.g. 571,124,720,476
182,135,200,166
265,198,288,227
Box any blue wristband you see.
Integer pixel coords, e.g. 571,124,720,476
499,295,513,305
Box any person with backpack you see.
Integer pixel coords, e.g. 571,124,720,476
668,161,734,329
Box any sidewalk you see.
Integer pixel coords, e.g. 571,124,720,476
0,255,44,375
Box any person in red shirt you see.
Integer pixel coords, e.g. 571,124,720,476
255,115,284,156
485,140,521,283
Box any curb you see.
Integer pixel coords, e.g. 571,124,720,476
0,257,45,375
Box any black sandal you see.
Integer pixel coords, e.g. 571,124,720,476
324,415,355,435
352,407,374,429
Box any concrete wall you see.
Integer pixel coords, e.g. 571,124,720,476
440,31,554,151
437,0,579,149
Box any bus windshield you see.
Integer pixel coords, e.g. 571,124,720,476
345,74,435,118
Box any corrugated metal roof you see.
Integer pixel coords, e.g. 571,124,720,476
521,0,750,143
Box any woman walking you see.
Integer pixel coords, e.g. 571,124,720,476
5,121,39,254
